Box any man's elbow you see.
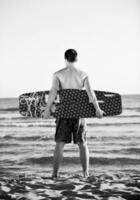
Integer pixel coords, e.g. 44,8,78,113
50,89,57,96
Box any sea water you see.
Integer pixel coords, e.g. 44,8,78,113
0,95,140,176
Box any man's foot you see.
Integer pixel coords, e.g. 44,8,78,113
51,174,58,180
83,172,89,178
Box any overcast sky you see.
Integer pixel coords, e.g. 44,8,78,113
0,0,140,97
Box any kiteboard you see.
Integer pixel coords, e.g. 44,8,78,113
19,89,122,118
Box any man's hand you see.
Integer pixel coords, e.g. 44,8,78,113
96,108,104,118
44,109,51,119
41,107,51,119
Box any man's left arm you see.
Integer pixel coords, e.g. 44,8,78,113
43,73,59,118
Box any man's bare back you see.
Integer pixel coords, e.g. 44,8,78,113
51,66,87,90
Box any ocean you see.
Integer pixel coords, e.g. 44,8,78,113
0,94,140,177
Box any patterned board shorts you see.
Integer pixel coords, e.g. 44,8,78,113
55,118,87,144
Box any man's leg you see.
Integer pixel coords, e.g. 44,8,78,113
52,142,65,178
78,142,89,178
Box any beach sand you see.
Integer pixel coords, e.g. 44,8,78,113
0,170,140,200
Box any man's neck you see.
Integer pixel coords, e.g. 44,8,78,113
66,63,75,69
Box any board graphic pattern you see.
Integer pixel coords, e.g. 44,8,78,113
19,89,122,118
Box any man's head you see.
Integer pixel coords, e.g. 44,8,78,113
64,49,78,63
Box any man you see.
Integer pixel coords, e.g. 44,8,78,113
42,49,104,178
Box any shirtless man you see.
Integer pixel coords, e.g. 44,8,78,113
42,49,104,178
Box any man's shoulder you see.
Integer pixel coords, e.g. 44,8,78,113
54,67,88,78
54,67,67,76
77,68,88,78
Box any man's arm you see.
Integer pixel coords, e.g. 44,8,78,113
84,76,103,118
43,74,59,118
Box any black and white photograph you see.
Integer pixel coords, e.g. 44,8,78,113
0,0,140,199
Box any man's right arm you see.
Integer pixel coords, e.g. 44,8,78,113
84,76,104,118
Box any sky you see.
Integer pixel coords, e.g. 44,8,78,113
0,0,140,97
